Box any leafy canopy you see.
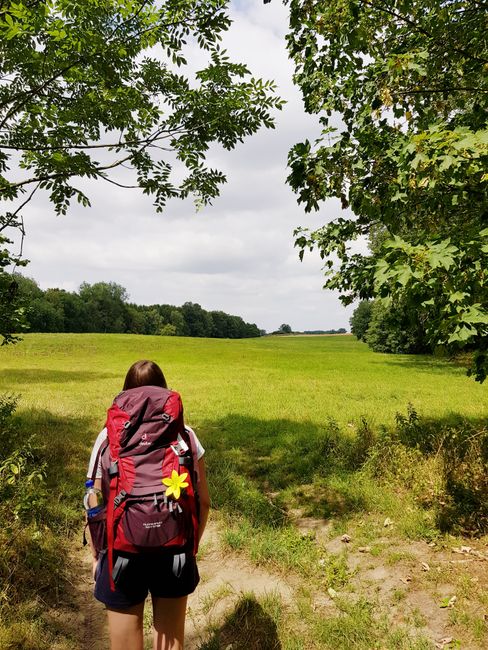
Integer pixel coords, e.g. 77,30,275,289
0,0,284,342
285,0,488,380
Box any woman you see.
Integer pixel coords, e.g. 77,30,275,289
86,360,210,650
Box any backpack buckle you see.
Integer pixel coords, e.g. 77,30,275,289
113,490,127,508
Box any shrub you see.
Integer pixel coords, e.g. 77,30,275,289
0,394,73,649
366,406,488,535
365,301,429,354
349,300,372,341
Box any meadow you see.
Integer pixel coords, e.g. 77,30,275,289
0,334,487,649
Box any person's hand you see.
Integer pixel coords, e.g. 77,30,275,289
92,557,98,581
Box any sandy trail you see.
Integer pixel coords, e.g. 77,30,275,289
73,520,291,650
72,518,488,649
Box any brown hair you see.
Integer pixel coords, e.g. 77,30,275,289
123,360,167,391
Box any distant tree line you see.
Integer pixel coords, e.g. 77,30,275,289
302,329,346,335
15,276,262,339
270,324,347,336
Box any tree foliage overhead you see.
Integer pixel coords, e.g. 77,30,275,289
0,0,283,342
286,0,488,380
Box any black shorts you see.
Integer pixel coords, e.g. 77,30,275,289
94,550,200,609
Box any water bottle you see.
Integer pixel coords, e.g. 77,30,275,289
84,479,103,517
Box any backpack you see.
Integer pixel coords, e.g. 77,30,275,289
85,385,200,591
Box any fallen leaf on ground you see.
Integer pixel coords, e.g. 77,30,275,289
327,587,338,599
452,546,488,560
435,637,453,649
358,546,371,553
421,562,430,571
453,545,471,555
383,518,393,527
440,595,457,608
341,534,351,543
400,575,412,584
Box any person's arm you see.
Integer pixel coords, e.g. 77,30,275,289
197,458,210,543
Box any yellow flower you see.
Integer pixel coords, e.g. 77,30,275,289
162,470,189,500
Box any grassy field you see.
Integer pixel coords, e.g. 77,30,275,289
2,332,487,428
1,333,487,649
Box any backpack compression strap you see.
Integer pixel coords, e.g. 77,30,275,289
179,430,200,556
105,403,131,591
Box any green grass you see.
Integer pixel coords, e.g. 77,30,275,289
1,333,487,649
1,333,487,429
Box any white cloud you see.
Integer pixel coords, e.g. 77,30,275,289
17,1,356,333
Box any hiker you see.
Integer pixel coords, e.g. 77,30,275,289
85,359,210,650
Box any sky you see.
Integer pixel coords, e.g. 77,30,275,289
18,1,358,333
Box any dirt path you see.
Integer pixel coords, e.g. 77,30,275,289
71,545,110,650
185,522,294,650
71,518,488,649
72,519,292,650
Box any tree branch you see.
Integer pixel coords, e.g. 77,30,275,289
0,182,40,233
368,1,488,65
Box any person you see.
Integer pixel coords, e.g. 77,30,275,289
85,360,211,650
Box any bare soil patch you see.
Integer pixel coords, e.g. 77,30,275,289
69,517,488,649
70,544,110,650
294,515,488,649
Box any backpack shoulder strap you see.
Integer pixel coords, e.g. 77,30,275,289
88,430,109,482
183,426,200,485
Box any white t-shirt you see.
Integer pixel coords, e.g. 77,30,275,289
87,425,204,480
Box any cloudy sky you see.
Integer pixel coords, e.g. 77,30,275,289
20,1,356,333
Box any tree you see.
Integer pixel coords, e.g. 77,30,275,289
78,281,128,333
125,305,145,335
365,300,429,355
0,0,283,343
181,302,213,337
44,288,89,332
350,301,373,342
142,307,164,335
279,323,292,334
286,1,488,380
159,323,177,336
169,309,187,337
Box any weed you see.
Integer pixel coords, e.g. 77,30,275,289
386,551,416,565
323,552,351,589
314,598,432,649
200,584,234,615
199,593,283,650
392,588,407,603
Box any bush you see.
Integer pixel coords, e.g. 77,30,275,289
366,301,429,354
0,394,74,649
365,406,488,535
0,395,47,524
438,423,488,534
349,300,372,341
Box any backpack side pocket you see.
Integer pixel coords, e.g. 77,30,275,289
87,507,107,557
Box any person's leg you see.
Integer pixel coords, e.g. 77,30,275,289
152,596,187,650
106,601,145,650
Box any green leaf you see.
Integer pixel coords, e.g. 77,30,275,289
448,292,467,303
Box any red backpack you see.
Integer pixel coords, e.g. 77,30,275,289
86,385,200,591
